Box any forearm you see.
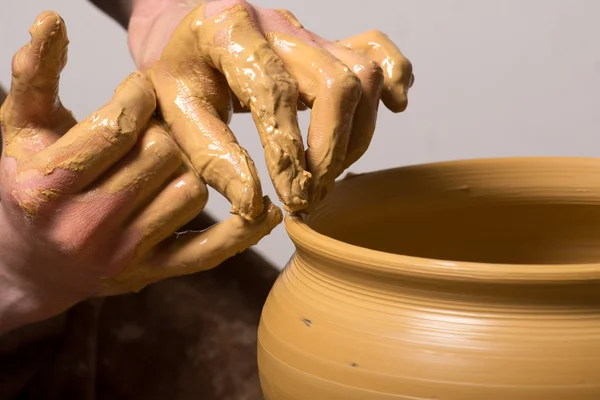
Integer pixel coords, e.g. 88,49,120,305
89,0,213,29
127,0,212,67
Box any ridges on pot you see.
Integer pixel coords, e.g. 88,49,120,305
258,157,600,400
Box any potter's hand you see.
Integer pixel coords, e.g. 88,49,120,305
128,0,414,213
0,12,281,333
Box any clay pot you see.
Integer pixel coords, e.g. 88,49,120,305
257,158,600,399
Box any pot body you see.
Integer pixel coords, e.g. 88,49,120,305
258,251,600,399
257,158,600,399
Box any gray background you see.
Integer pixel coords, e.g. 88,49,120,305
2,0,599,268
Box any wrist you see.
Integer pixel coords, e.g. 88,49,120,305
0,258,93,334
0,261,55,334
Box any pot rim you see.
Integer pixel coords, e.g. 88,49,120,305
285,156,600,284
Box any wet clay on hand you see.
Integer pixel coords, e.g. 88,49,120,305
100,197,282,294
258,158,600,399
149,2,310,217
0,12,282,322
146,0,413,213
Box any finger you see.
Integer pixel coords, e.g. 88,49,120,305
262,11,361,206
147,75,265,220
199,2,312,211
100,196,281,294
2,11,75,155
150,8,265,220
92,120,183,214
318,40,384,169
336,30,414,113
108,166,208,281
28,71,156,192
9,11,69,122
156,196,281,275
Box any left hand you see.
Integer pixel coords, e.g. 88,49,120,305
128,0,414,215
0,12,282,330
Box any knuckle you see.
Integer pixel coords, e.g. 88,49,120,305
334,68,362,100
254,71,299,111
189,154,210,176
51,228,88,256
111,74,156,118
148,130,182,164
45,217,100,261
162,138,182,163
183,175,208,205
365,29,387,41
11,48,30,80
118,72,156,104
357,60,384,86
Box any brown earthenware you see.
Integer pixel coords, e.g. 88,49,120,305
257,157,600,399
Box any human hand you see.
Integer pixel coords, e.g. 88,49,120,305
128,0,414,214
0,11,281,331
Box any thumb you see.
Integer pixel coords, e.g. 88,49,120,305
2,11,76,157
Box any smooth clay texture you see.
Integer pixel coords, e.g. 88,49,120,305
257,157,600,399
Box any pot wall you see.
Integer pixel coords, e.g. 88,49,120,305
258,159,600,399
258,249,600,399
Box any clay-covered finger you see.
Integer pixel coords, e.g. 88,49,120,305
321,41,384,169
92,120,183,213
107,165,208,284
337,30,413,113
146,71,265,220
198,2,311,211
100,196,281,294
263,22,361,207
155,196,281,273
2,10,75,153
128,167,207,252
9,11,69,119
29,71,156,191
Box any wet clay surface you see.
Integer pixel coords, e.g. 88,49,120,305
149,3,310,217
313,160,600,264
147,2,413,214
0,11,282,300
258,158,600,399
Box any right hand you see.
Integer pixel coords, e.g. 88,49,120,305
128,0,414,215
0,11,281,325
